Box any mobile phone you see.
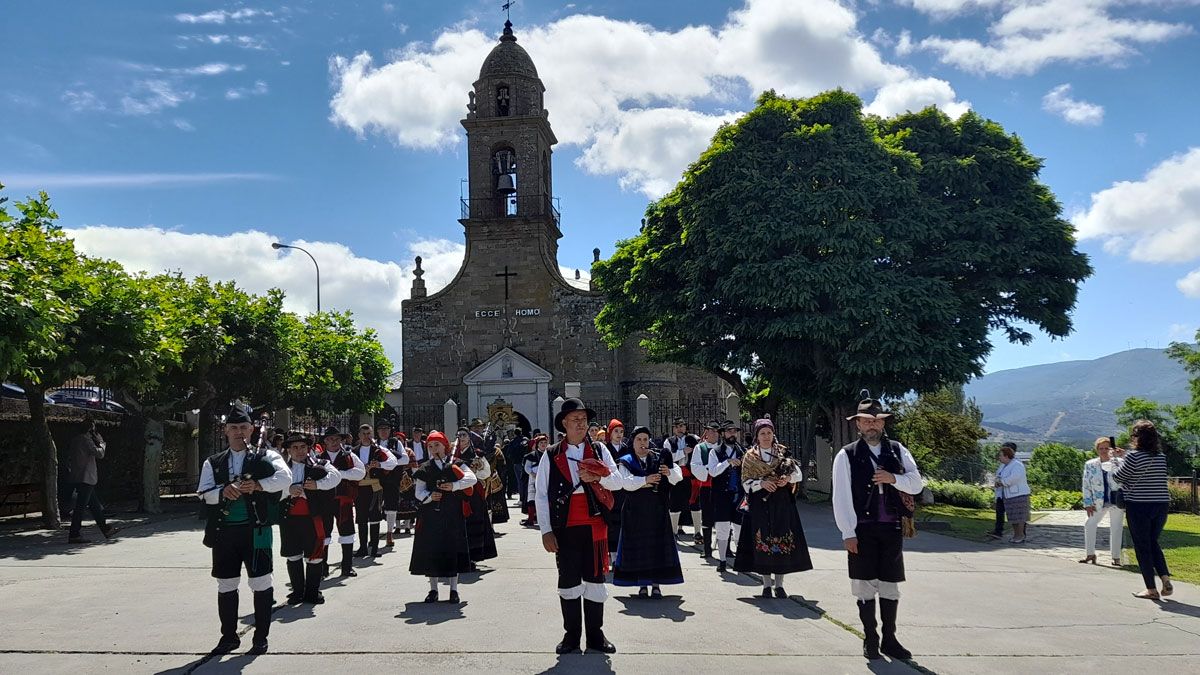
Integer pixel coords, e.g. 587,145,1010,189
1109,436,1116,448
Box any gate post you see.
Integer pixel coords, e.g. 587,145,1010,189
443,399,458,436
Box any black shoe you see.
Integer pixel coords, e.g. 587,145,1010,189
717,561,727,573
354,547,369,558
249,639,268,655
558,597,583,654
859,599,881,660
447,590,460,603
286,591,304,605
863,636,882,660
651,587,663,599
774,587,788,599
637,587,648,598
880,637,912,660
555,637,581,654
341,567,357,577
424,590,439,603
68,536,91,544
211,636,240,655
303,563,324,604
586,637,617,654
761,587,772,599
100,526,120,539
305,591,325,605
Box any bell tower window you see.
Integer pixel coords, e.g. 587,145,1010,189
496,85,511,117
493,147,517,216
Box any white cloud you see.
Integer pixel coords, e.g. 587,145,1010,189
62,89,105,112
175,9,271,24
328,0,967,198
1168,322,1196,339
172,118,196,132
2,172,276,188
226,80,270,100
1135,131,1148,146
866,77,971,117
916,0,1195,76
1041,83,1104,125
896,29,914,56
66,226,461,367
1074,148,1200,295
177,62,245,76
119,80,195,115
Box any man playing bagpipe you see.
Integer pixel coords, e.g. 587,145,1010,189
535,398,623,655
375,419,417,545
196,407,291,655
352,423,400,558
315,426,366,578
452,427,498,565
280,433,341,606
409,430,477,603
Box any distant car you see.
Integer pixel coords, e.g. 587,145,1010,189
47,386,126,414
2,382,56,405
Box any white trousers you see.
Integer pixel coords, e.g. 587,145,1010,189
714,521,741,562
1084,504,1124,560
852,579,900,601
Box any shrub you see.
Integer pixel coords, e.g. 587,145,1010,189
1168,484,1194,513
1027,443,1087,491
1030,489,1082,510
926,479,992,509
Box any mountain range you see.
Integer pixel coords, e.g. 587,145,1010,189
964,347,1193,447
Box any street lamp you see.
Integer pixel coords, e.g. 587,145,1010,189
271,242,321,314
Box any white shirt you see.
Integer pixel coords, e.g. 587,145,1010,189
413,457,477,502
411,441,427,463
332,449,367,482
831,442,924,541
663,435,687,465
534,442,622,535
287,458,342,492
994,459,1030,499
691,442,714,481
742,446,803,493
707,442,740,478
196,447,291,505
615,453,683,490
357,444,400,471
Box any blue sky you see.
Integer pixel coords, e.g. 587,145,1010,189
3,0,1200,376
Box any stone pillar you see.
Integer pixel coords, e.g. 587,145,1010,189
564,382,581,399
443,399,458,436
724,392,740,425
357,413,374,431
814,437,833,495
552,396,565,426
411,256,427,299
184,411,201,482
274,409,292,434
636,394,650,429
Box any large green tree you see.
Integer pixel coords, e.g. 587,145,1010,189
280,311,391,415
592,90,1091,449
892,385,988,478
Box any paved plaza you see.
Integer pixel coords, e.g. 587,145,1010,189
1,501,1198,674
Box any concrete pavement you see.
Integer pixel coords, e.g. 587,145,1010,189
1,499,1197,674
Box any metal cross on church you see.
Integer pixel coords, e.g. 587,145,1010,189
495,266,518,300
502,1,516,22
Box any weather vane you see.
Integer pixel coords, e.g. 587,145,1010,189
502,0,516,21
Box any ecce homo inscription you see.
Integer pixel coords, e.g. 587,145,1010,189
474,308,542,318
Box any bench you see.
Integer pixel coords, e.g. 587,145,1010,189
159,471,194,496
0,482,42,518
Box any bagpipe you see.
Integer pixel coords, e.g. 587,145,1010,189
413,460,464,513
281,461,335,519
565,452,616,513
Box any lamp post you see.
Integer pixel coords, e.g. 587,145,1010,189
271,242,321,313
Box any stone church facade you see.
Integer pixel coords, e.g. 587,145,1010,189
400,21,728,433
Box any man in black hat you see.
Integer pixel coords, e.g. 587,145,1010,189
314,426,366,578
196,407,291,654
832,398,924,661
707,420,746,573
534,398,623,654
351,423,400,558
279,433,341,605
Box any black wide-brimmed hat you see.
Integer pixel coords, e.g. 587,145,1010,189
554,397,597,433
628,425,653,441
321,426,342,438
671,417,686,427
846,398,892,421
468,418,485,428
703,420,721,430
720,419,741,431
224,407,253,425
284,433,311,447
375,419,393,430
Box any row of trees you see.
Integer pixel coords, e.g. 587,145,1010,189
0,185,392,526
592,90,1092,446
1114,335,1200,474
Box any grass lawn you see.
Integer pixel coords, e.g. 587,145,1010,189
918,504,1200,585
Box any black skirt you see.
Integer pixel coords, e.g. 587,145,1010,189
733,485,813,575
848,522,905,583
698,486,714,527
607,490,626,553
465,490,498,561
489,488,510,524
613,487,684,586
409,495,472,577
710,487,744,524
668,477,692,512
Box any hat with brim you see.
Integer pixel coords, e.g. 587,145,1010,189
375,419,393,430
225,407,253,425
321,426,342,439
468,418,485,428
721,420,742,431
284,433,311,447
703,421,721,431
846,398,892,421
555,397,597,433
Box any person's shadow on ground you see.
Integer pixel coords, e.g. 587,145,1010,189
614,595,695,622
535,653,616,674
1155,599,1200,619
396,600,467,624
737,595,825,620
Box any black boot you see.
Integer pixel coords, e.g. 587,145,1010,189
355,523,369,556
340,543,357,577
213,591,240,654
369,522,380,557
702,526,713,558
303,562,325,604
249,589,273,654
879,598,912,660
858,599,881,660
555,597,582,654
583,599,616,654
285,560,305,604
321,549,330,578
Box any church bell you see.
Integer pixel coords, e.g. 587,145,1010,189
496,173,516,195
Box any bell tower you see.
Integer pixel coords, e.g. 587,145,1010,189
461,20,561,258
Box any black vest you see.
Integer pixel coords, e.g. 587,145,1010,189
618,450,672,506
711,442,744,493
545,440,610,532
288,457,336,516
842,438,909,527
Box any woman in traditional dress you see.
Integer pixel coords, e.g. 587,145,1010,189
605,419,628,553
488,440,510,524
734,418,813,598
452,427,498,565
523,434,548,528
409,431,477,603
612,426,685,598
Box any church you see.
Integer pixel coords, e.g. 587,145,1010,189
400,21,728,434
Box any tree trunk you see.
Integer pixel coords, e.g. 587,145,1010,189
23,382,61,530
141,415,165,514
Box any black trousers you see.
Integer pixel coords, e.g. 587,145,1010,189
1125,501,1170,589
993,497,1005,536
555,525,605,590
67,483,107,537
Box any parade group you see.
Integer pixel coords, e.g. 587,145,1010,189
196,396,922,662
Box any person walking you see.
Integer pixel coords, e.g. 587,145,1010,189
66,415,118,544
1113,420,1173,600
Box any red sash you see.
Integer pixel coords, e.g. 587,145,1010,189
553,443,611,576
